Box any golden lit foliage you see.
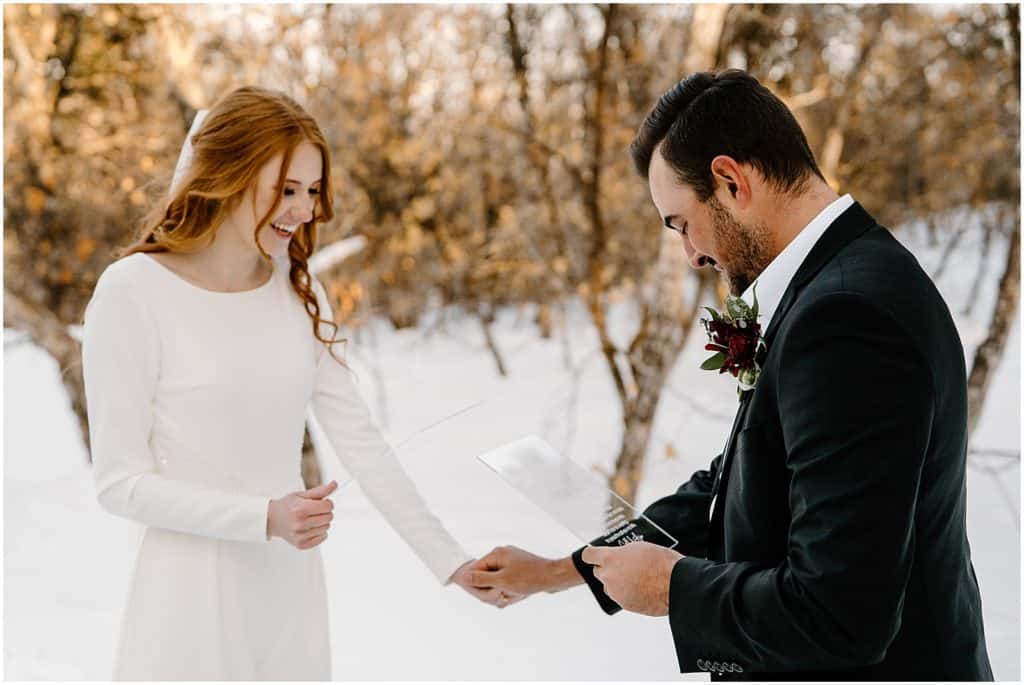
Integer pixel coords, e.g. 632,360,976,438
4,4,1018,328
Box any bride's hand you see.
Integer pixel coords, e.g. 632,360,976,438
267,480,338,550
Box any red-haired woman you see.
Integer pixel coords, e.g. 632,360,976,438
81,86,500,680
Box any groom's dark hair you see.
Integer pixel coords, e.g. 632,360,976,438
631,69,825,201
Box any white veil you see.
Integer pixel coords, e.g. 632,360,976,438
168,109,209,198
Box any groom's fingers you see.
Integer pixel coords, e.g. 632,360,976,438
581,545,608,567
478,546,511,570
467,569,500,589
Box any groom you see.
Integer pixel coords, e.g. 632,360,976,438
468,70,993,681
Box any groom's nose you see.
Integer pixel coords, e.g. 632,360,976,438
681,236,711,270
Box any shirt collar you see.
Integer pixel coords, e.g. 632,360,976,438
741,194,855,330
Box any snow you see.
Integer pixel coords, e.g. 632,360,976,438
3,217,1019,680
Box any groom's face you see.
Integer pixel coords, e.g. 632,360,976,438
648,150,771,295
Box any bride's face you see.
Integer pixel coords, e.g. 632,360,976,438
230,140,324,259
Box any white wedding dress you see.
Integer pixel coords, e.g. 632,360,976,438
82,253,470,680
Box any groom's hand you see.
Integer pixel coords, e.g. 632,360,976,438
581,542,682,616
467,545,583,602
450,559,526,608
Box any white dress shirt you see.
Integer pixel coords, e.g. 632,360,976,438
741,194,855,331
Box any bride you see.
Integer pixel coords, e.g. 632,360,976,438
81,86,515,680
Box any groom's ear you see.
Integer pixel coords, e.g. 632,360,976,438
709,155,752,207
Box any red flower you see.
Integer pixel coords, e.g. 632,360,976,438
704,320,760,373
700,292,764,397
727,326,759,364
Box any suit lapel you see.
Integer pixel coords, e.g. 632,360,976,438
707,393,751,548
706,202,879,536
708,392,753,510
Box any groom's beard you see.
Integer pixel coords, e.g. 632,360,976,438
707,196,773,296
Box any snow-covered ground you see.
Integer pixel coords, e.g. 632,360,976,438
4,220,1020,680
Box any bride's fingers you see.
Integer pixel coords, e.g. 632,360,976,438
477,588,510,607
464,586,494,603
296,531,328,549
300,512,334,531
299,524,330,541
296,536,325,551
502,592,526,607
299,480,338,500
299,520,329,536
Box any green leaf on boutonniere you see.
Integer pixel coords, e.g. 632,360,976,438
701,351,726,371
726,296,749,321
751,285,759,321
704,306,723,323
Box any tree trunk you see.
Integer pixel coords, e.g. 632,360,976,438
4,288,90,460
966,219,1020,436
962,221,993,317
607,4,728,505
818,7,888,186
300,428,322,490
612,275,710,502
478,303,508,377
536,303,553,339
582,5,630,412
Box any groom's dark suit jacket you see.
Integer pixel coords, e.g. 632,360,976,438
572,203,994,681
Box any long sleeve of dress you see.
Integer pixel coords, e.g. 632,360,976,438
308,280,471,584
82,269,272,543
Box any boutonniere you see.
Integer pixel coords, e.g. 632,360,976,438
700,288,766,397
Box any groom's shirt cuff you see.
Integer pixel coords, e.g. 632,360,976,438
571,546,623,615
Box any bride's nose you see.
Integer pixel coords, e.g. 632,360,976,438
283,205,314,225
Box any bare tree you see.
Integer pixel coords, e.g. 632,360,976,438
965,5,1020,439
607,4,729,504
967,219,1020,437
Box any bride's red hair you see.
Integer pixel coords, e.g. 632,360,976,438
118,85,343,356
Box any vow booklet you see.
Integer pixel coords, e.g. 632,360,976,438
478,435,678,549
